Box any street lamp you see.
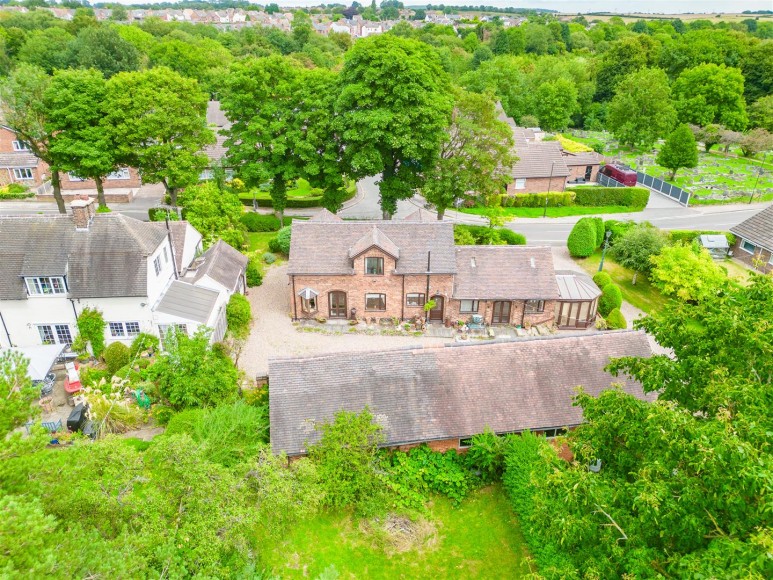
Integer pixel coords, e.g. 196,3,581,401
748,151,768,204
598,230,612,272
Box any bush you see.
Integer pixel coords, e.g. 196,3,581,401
569,186,650,209
605,308,627,329
226,294,251,339
598,283,623,316
147,208,180,222
103,342,131,376
246,259,262,287
262,252,276,264
270,226,292,255
591,217,604,247
79,366,110,389
496,228,527,245
76,308,106,359
130,333,159,358
453,224,526,245
239,192,357,209
498,191,575,208
593,271,612,288
239,212,291,232
604,219,638,245
567,218,598,257
0,184,33,200
668,230,736,247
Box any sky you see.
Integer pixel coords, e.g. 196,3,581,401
111,0,773,12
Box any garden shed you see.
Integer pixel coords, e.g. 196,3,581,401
699,235,729,260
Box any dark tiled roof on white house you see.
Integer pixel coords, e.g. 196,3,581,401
731,204,773,253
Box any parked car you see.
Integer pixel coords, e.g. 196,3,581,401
600,164,637,187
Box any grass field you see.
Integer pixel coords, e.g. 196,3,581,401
259,485,534,579
460,205,641,218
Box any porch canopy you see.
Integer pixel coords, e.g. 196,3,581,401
298,288,319,300
0,344,64,382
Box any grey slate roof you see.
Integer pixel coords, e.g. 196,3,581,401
269,331,654,455
0,214,168,300
453,246,559,300
189,240,248,292
206,100,231,129
153,280,219,323
308,209,343,222
730,204,773,252
288,221,457,275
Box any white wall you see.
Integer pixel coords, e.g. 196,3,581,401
146,239,177,304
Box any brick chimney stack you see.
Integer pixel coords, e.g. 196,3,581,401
71,195,96,230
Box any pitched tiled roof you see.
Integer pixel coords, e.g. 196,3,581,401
0,152,40,168
0,214,167,300
269,331,654,455
153,280,219,323
288,221,457,275
511,141,570,179
562,151,601,166
453,246,559,300
730,204,773,252
206,100,231,129
403,208,436,222
348,226,400,259
203,133,228,163
188,240,247,292
308,209,343,222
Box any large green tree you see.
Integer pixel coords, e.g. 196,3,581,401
104,67,213,206
69,25,140,78
0,64,67,213
335,34,453,219
610,224,667,284
535,78,578,131
673,63,748,131
649,244,728,302
178,182,246,250
45,69,117,210
607,68,676,148
422,89,514,219
656,124,698,180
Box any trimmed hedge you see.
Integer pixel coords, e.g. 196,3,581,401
567,218,598,257
498,191,575,208
453,224,526,246
246,259,262,287
269,226,292,255
239,213,293,232
568,186,650,209
593,271,612,288
606,308,627,330
591,217,604,247
668,229,736,247
240,195,324,209
598,283,623,316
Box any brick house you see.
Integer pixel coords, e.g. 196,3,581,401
287,210,573,327
269,331,653,456
564,151,601,184
729,204,773,273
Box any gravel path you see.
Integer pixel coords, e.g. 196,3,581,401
240,265,449,379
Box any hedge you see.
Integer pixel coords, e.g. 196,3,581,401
238,186,356,209
269,225,292,255
593,271,612,288
239,213,293,232
591,217,604,247
668,230,736,247
498,191,575,208
598,283,623,316
606,308,627,330
0,190,34,200
453,224,526,246
246,259,262,287
568,186,650,209
567,219,598,257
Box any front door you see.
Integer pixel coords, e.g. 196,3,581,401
429,295,444,322
584,165,593,180
492,301,511,324
329,291,347,318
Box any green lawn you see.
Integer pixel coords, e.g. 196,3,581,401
460,205,641,219
576,250,669,314
259,485,534,579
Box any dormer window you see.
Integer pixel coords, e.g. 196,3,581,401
365,257,384,275
12,140,30,151
25,276,66,296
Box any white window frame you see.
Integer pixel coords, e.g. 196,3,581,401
301,296,317,313
37,324,73,345
740,240,756,254
459,437,473,448
106,167,130,180
153,256,162,276
459,299,479,313
13,167,34,180
25,276,66,296
109,321,141,338
12,140,30,151
514,178,526,190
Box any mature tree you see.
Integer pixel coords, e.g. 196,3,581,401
656,124,698,180
611,224,667,284
0,351,38,437
535,78,578,131
690,123,723,152
607,68,676,148
748,95,773,132
650,244,727,302
741,41,773,103
109,4,128,21
69,25,140,78
719,127,744,153
0,64,67,213
177,182,245,250
16,27,74,73
45,69,117,210
492,27,525,55
104,67,213,206
335,34,453,218
739,128,773,157
461,56,531,123
149,37,232,92
594,36,655,100
673,63,748,131
422,89,514,219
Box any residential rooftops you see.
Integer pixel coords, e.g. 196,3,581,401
154,280,219,323
187,239,248,292
730,204,773,252
269,331,653,456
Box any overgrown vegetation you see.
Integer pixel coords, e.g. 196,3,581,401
453,224,526,245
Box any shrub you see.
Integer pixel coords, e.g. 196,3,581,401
79,366,110,389
7,183,28,194
593,271,612,288
498,191,574,208
103,342,131,376
226,294,251,339
668,230,736,247
271,226,292,255
604,219,638,245
246,259,262,287
495,228,527,245
569,186,650,209
239,212,291,232
0,184,33,200
76,308,106,359
454,226,476,245
262,252,276,264
96,206,111,213
598,283,623,316
567,218,598,257
130,333,159,358
453,224,526,245
605,308,627,329
591,217,604,247
464,428,506,483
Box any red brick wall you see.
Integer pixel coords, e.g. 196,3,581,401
59,167,142,190
731,239,773,274
567,163,599,183
0,127,47,187
445,298,557,327
506,176,567,195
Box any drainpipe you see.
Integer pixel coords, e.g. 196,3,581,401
0,311,12,347
401,274,405,321
521,300,526,328
69,298,78,321
425,251,431,323
164,214,179,280
291,274,297,320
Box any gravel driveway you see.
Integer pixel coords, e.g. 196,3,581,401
240,264,448,379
